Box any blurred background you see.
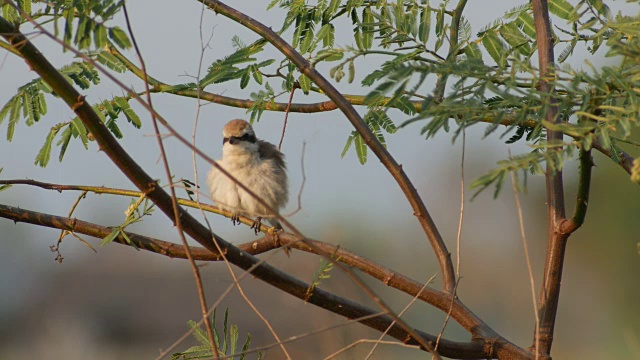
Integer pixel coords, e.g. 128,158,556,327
0,1,639,359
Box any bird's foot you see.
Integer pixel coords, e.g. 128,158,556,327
230,213,240,226
250,217,262,235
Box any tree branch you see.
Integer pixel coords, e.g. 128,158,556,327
531,0,570,356
559,148,593,234
433,0,468,101
0,178,496,337
0,202,535,359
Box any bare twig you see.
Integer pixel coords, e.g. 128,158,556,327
121,4,218,355
324,340,420,359
365,274,439,360
509,155,540,360
278,86,296,151
51,190,91,262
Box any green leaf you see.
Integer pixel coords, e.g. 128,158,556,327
354,133,367,164
341,132,356,158
298,74,311,95
7,99,21,141
240,70,250,89
516,12,536,39
35,126,60,167
347,61,355,84
108,26,132,49
63,8,74,48
101,228,119,246
96,51,126,73
418,6,431,44
362,7,374,50
71,117,89,149
300,24,314,54
57,125,73,162
239,333,252,360
0,96,15,126
481,30,506,67
464,42,483,60
252,67,263,85
548,0,573,20
230,325,239,355
500,22,531,55
94,24,107,49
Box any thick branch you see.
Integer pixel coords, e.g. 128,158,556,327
531,1,569,356
200,0,456,295
0,203,536,359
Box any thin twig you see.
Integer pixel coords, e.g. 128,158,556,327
433,280,460,356
283,141,306,218
456,127,465,276
365,273,439,360
324,340,420,359
121,3,218,355
278,86,296,151
559,148,593,234
509,152,540,360
51,190,91,262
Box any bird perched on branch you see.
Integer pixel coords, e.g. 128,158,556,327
207,119,289,251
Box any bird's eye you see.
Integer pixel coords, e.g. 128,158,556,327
238,133,256,143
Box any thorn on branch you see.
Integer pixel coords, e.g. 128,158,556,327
71,95,86,111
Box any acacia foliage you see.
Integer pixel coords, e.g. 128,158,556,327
1,0,639,191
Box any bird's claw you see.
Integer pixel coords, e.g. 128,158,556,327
230,213,240,226
250,217,262,235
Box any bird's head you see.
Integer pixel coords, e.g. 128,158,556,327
221,119,258,156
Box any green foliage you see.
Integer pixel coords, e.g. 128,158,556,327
342,108,397,164
0,168,10,192
0,1,132,51
3,0,639,198
247,82,276,123
101,195,154,248
305,248,340,300
172,308,260,360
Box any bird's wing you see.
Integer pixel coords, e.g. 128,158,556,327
257,140,286,170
